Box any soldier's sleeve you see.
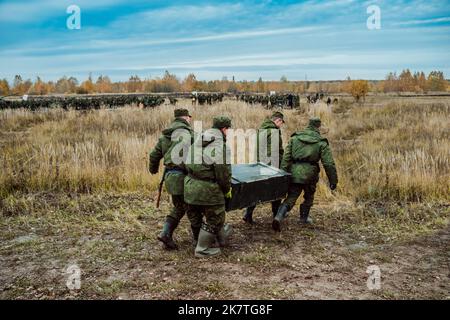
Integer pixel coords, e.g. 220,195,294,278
266,129,272,159
214,144,232,194
279,131,284,166
280,138,293,172
149,136,164,174
320,141,338,185
214,163,232,195
175,128,194,172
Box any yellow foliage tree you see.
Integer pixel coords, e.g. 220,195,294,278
80,76,95,94
0,79,10,95
349,80,369,102
96,75,112,93
182,73,198,92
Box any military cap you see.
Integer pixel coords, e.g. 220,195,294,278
174,108,191,117
309,117,321,127
271,111,285,123
212,116,232,129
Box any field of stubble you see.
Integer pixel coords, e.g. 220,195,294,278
0,96,449,299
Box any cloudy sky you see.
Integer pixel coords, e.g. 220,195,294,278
0,0,449,81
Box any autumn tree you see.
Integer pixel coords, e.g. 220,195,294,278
55,76,78,93
182,73,199,92
256,77,265,93
399,69,415,92
383,72,398,92
127,75,142,93
427,71,446,91
348,80,369,102
413,71,427,93
0,79,10,95
12,75,23,95
204,80,219,92
11,75,33,95
218,77,230,93
29,76,49,95
96,75,112,93
340,76,351,93
79,74,95,94
161,70,180,92
22,79,33,95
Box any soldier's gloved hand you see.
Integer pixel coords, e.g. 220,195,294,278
329,183,337,191
149,167,158,175
225,188,232,199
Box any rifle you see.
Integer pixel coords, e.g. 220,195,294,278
156,168,167,209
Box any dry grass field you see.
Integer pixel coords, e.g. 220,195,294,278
0,96,449,299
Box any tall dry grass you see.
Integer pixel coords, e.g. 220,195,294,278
0,98,449,205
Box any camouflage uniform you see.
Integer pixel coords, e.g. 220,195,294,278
272,117,338,231
243,112,285,224
149,109,193,249
184,116,232,257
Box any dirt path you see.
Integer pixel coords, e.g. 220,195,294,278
0,194,448,300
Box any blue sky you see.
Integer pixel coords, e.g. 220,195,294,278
0,0,449,81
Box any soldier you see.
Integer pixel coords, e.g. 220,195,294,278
287,94,294,109
272,117,338,231
149,108,193,250
169,97,178,105
184,116,233,257
243,112,285,224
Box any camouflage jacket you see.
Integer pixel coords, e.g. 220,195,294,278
281,126,338,185
257,118,284,168
149,118,193,195
184,129,232,206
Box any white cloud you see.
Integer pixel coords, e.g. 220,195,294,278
0,0,128,22
0,25,327,56
393,17,450,26
141,3,242,21
94,25,327,47
109,3,245,31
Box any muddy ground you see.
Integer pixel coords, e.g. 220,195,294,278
0,193,448,300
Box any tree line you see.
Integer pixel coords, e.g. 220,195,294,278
0,70,448,96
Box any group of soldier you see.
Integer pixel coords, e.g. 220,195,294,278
306,93,339,106
191,93,225,106
149,108,338,258
237,93,300,109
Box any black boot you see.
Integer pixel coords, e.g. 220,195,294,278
299,207,313,225
157,217,179,250
242,206,255,224
272,204,289,232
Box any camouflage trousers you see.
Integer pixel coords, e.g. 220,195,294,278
186,204,226,234
282,183,317,213
167,195,188,223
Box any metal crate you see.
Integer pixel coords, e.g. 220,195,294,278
226,163,291,211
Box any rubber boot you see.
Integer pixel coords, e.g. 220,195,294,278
299,207,313,225
195,229,221,258
217,224,233,247
157,217,179,250
242,207,256,224
191,226,200,248
272,204,289,232
271,200,281,218
242,206,255,224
